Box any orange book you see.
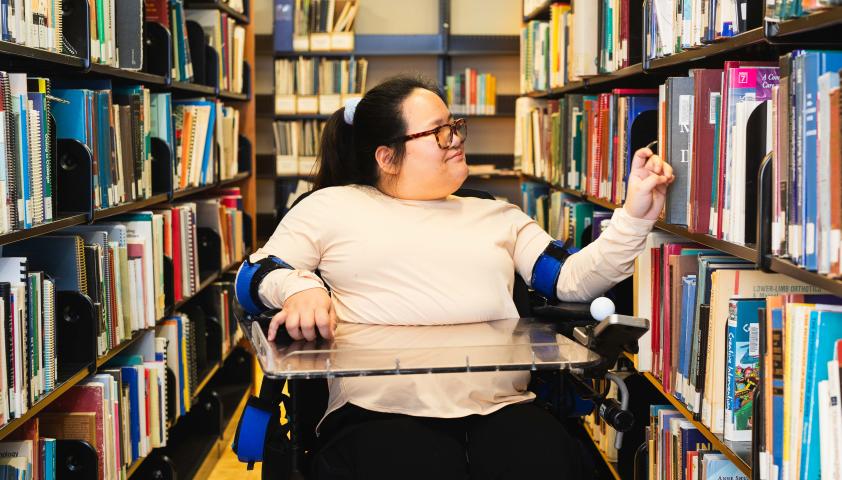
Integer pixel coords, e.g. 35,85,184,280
180,107,194,189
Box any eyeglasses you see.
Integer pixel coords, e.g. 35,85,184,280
393,118,468,149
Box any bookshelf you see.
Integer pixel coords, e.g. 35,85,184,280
0,0,258,477
515,4,842,478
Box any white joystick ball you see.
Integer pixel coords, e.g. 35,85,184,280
590,296,616,321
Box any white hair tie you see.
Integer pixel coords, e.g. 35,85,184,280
343,97,362,125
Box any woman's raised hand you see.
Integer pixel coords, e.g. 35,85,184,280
623,147,675,220
268,287,337,342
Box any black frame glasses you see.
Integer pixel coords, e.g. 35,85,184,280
392,118,468,149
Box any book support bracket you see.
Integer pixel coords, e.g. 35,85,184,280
59,0,91,65
143,21,173,81
151,137,174,199
55,291,97,379
185,22,221,92
56,138,95,222
197,228,223,280
55,439,98,480
240,61,252,99
238,134,252,173
755,152,774,272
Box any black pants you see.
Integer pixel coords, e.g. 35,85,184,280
312,402,593,480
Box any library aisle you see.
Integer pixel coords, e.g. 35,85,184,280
3,0,842,478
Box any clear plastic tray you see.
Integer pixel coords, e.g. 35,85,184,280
243,317,602,379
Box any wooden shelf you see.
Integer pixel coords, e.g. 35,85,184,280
191,364,221,403
640,371,752,477
767,257,842,297
582,423,621,480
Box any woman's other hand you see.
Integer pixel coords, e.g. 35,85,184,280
268,288,337,341
623,147,675,220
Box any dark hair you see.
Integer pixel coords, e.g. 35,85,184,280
313,75,443,190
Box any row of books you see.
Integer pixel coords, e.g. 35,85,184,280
277,0,358,52
632,232,842,480
765,0,842,19
516,57,842,279
273,120,324,176
0,0,63,54
644,0,756,62
52,80,242,207
520,1,642,92
0,192,244,427
519,185,612,247
649,405,748,480
0,298,238,480
89,0,144,69
274,57,368,114
444,69,498,116
148,0,247,88
185,10,247,93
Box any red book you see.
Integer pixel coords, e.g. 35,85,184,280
45,384,107,480
171,207,183,302
651,247,662,378
689,68,723,234
144,0,170,29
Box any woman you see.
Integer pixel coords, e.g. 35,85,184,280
239,76,673,479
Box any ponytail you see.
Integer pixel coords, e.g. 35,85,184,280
313,107,360,190
312,75,443,192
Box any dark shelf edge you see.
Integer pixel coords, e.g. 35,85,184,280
0,214,89,247
218,172,251,188
647,27,766,70
173,184,218,200
0,41,86,67
92,193,171,221
185,1,248,24
172,81,217,96
768,257,842,296
769,7,842,37
89,63,168,85
219,90,248,101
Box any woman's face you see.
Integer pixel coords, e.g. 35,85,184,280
379,88,468,200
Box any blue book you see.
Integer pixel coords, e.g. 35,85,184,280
120,366,141,461
770,307,785,478
676,275,696,403
679,423,713,479
724,297,764,442
51,89,91,145
800,310,842,480
173,100,217,185
43,438,55,480
703,455,748,480
16,94,30,229
800,51,842,271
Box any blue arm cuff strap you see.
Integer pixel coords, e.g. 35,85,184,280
235,256,294,315
531,240,577,301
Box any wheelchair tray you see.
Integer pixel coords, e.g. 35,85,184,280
242,317,602,379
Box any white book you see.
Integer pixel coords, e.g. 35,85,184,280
828,359,842,479
816,72,838,274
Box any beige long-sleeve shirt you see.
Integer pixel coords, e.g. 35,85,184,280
245,184,655,420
